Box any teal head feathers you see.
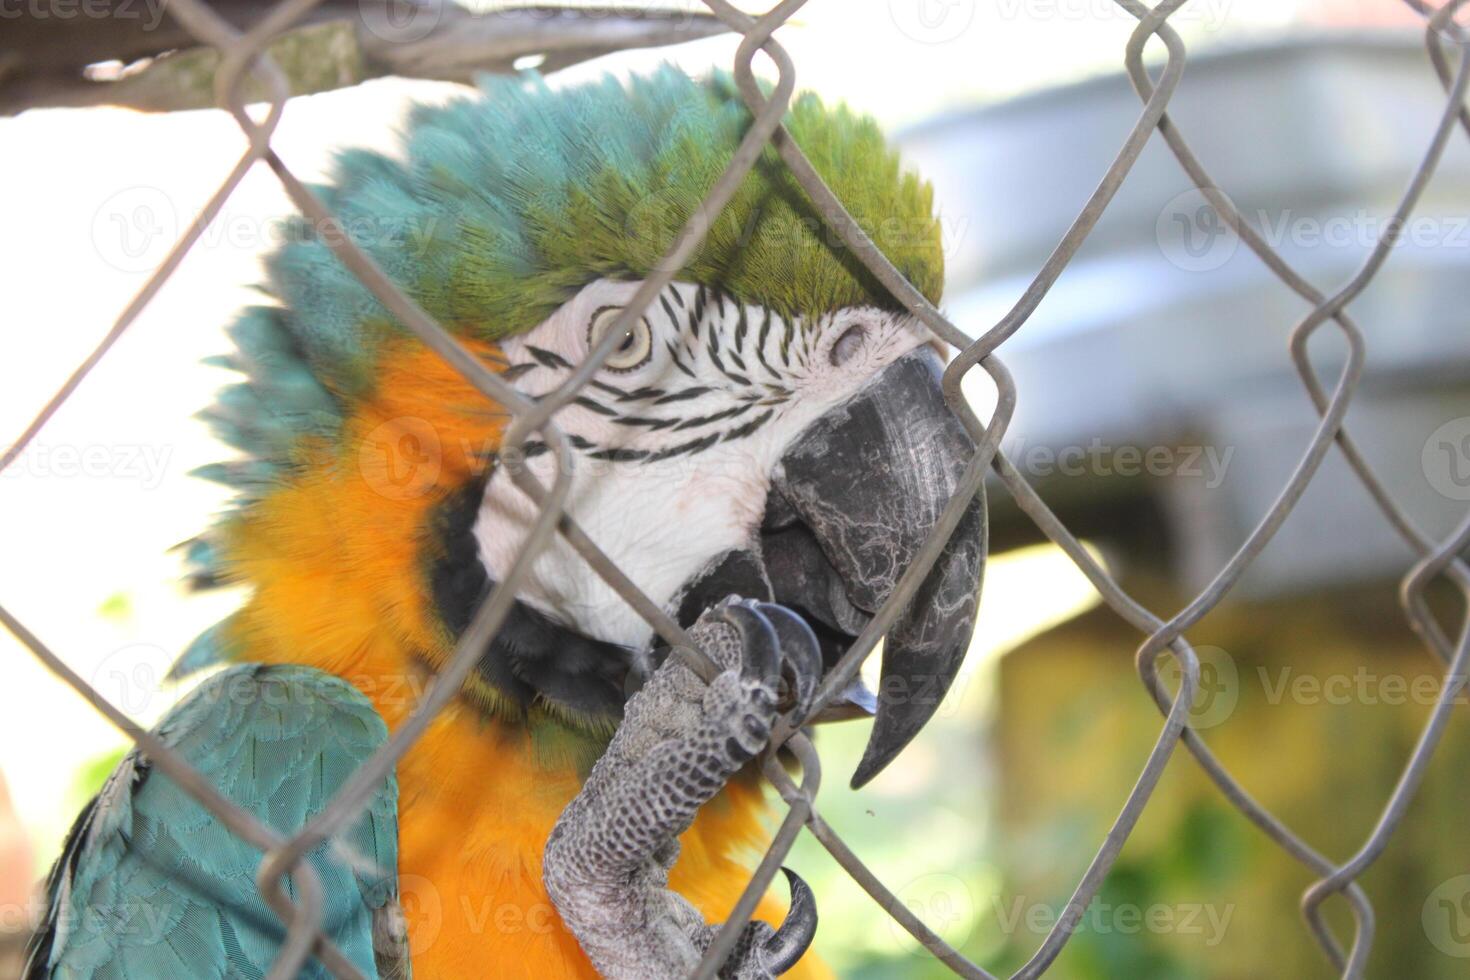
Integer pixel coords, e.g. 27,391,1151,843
266,66,944,398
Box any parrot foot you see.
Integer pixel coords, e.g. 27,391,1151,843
544,598,821,979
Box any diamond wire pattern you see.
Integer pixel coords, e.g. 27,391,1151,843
1,2,1468,978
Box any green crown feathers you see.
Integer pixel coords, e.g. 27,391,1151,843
266,65,945,398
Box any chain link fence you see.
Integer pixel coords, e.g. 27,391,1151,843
2,1,1469,977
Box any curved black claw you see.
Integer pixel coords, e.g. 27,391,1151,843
720,599,783,688
754,602,821,716
717,599,823,720
762,868,818,974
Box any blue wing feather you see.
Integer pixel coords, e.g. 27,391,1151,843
26,664,400,979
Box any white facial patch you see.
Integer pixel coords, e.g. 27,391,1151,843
473,278,934,649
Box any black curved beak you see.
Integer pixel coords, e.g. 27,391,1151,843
766,347,986,788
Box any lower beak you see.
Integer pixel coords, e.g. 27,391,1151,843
768,346,987,788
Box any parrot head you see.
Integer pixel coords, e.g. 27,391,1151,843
479,276,985,787
193,67,984,789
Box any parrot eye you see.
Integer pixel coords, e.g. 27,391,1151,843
830,323,867,367
588,306,654,372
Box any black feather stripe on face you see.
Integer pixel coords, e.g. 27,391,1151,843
498,282,801,463
427,473,635,724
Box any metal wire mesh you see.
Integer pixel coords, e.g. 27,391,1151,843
2,1,1469,978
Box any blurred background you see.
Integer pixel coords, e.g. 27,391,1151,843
2,1,1469,977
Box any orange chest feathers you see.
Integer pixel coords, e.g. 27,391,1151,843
219,341,824,977
389,706,815,979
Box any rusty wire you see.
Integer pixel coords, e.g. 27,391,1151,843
2,1,1469,978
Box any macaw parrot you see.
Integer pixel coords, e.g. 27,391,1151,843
25,66,985,979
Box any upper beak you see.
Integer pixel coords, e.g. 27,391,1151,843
767,346,987,788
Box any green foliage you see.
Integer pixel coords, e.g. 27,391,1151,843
96,593,132,622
